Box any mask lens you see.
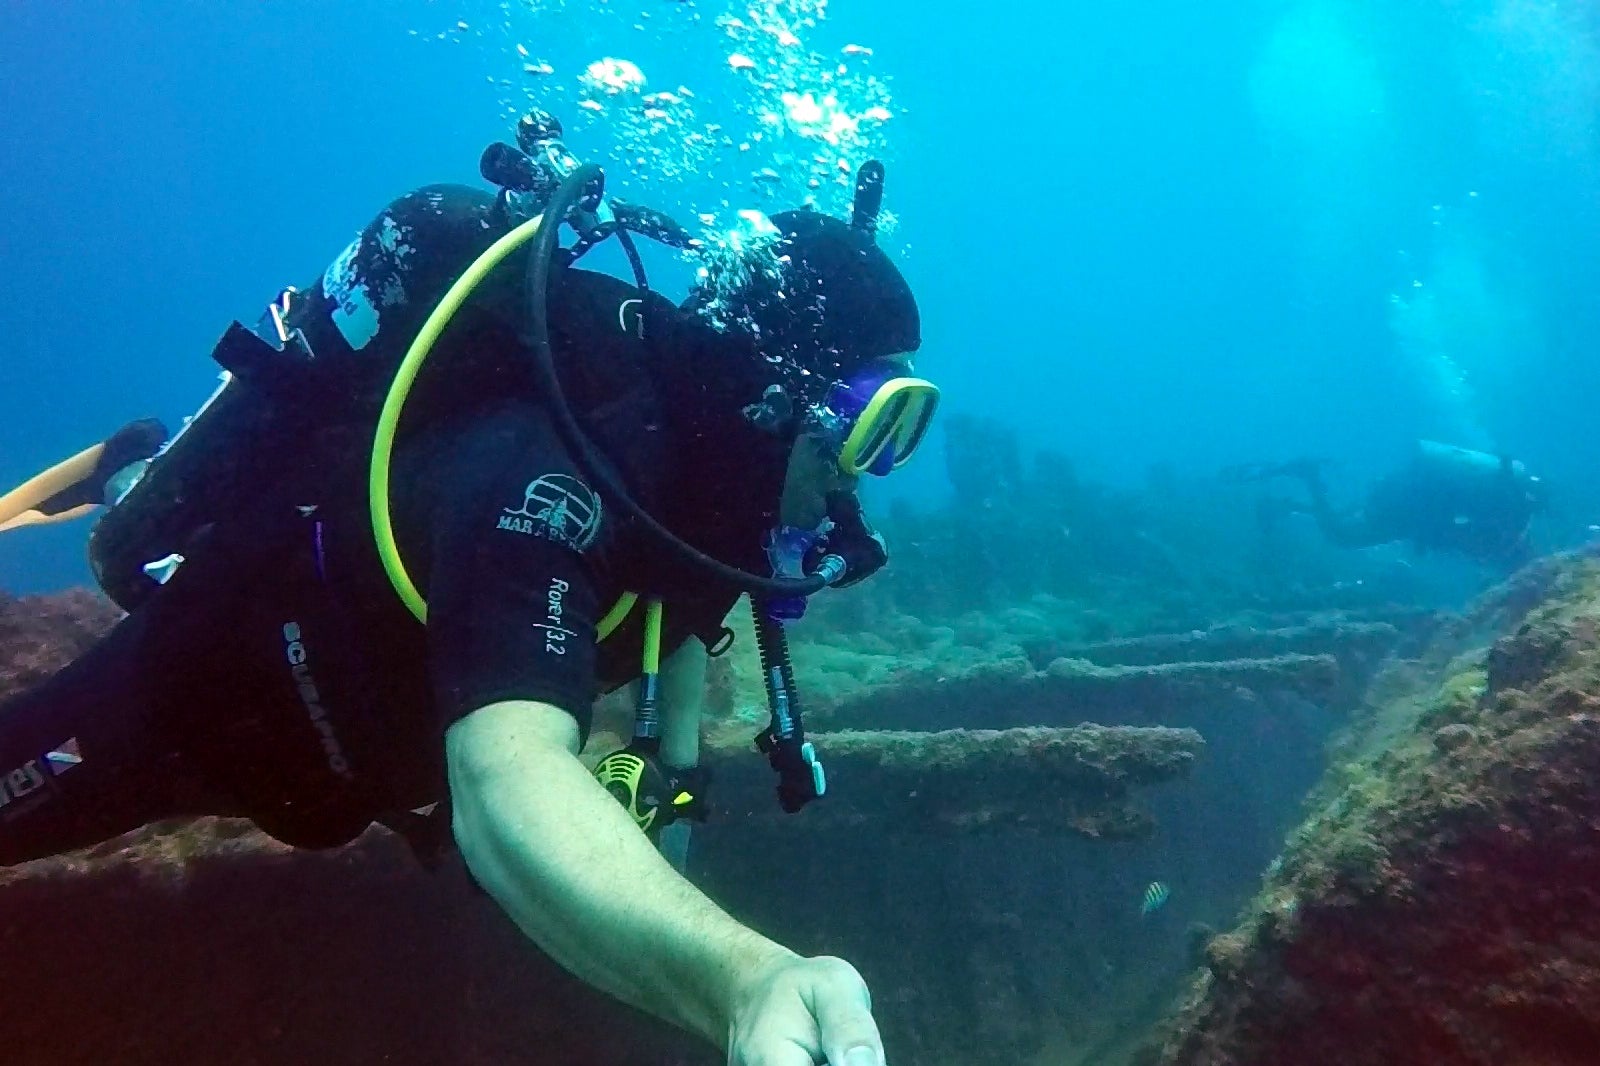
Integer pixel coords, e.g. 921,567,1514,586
836,376,939,477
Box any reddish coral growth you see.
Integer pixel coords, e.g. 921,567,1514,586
0,592,702,1065
0,588,121,700
1155,553,1600,1066
0,818,703,1066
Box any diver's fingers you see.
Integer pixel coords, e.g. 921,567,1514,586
735,1045,816,1066
811,958,883,1066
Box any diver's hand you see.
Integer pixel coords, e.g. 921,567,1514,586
817,491,889,589
728,954,885,1066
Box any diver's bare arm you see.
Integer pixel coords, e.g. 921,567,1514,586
446,699,791,1048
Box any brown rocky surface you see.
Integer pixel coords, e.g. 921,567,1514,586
0,813,703,1065
1150,548,1600,1066
705,724,1204,839
806,647,1343,732
0,590,122,698
0,587,1206,1065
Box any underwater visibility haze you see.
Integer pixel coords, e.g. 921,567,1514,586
4,0,1598,595
1,0,1599,1064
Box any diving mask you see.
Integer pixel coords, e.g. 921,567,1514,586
806,359,940,478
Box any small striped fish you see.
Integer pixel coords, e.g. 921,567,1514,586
1140,881,1171,916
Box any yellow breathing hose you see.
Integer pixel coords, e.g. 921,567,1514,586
642,599,663,674
367,211,635,640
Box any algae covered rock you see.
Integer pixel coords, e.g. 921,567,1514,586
0,589,121,699
1153,548,1600,1066
708,724,1205,839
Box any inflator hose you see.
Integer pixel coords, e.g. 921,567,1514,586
752,606,802,730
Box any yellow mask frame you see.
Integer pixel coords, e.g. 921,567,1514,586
834,376,940,477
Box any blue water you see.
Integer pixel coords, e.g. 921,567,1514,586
3,0,1598,594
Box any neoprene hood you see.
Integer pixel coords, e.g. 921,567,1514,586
728,209,921,390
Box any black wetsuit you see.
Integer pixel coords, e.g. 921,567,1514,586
0,185,788,864
1360,461,1535,563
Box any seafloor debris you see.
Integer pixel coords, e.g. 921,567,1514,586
806,647,1343,732
0,813,708,1065
1148,546,1600,1066
704,725,1204,839
1022,617,1409,672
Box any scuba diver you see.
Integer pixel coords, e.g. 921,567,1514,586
0,107,937,1066
1228,440,1545,567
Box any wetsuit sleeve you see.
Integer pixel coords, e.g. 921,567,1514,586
422,402,610,740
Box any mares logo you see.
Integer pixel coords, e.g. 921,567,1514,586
282,622,355,781
497,474,602,551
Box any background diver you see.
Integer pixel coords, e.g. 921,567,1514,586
0,108,938,1066
1228,439,1547,568
0,419,168,534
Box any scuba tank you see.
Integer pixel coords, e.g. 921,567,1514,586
87,294,328,611
1415,439,1544,507
87,371,239,609
1418,440,1530,483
